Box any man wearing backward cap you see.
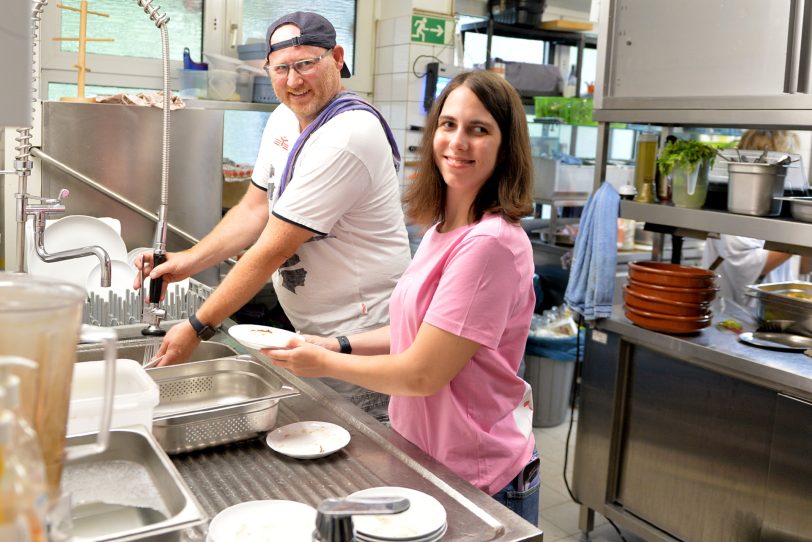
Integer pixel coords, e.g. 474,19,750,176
137,12,411,422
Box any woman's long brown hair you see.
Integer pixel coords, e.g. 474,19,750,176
403,70,534,227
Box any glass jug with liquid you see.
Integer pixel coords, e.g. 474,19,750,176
633,133,659,200
0,272,116,500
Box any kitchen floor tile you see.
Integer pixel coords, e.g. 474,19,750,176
534,412,646,542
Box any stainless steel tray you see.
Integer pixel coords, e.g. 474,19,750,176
76,337,239,363
775,196,812,223
62,425,206,541
746,281,812,336
149,356,298,454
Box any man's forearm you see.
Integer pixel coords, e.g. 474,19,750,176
187,188,269,272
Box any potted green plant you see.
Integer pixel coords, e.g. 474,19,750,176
657,139,717,208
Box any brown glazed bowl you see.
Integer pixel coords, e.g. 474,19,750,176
628,261,717,289
625,306,712,334
627,279,719,304
623,287,710,317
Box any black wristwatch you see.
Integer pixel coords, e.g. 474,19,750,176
336,335,352,354
189,313,217,341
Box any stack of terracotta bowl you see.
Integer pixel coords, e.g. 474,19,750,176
624,261,719,334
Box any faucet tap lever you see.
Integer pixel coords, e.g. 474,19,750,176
313,496,409,542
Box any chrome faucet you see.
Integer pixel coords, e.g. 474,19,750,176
23,189,112,286
313,496,409,542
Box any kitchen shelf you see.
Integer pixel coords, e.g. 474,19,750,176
620,200,812,251
183,98,277,112
593,106,812,130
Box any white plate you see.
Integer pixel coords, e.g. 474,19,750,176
354,523,447,542
126,246,152,268
228,324,300,350
86,260,137,300
206,500,316,542
27,215,127,288
266,421,351,459
350,487,447,540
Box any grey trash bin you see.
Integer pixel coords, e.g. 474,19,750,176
523,331,583,427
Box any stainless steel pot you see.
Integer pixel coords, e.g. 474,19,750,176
727,162,787,216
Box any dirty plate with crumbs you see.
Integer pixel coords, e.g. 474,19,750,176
266,421,351,459
228,324,300,350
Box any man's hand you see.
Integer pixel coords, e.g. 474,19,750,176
133,251,195,302
152,321,201,367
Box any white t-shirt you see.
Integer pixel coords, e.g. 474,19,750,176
701,234,799,307
251,104,412,337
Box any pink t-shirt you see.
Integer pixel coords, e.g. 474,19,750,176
389,213,536,496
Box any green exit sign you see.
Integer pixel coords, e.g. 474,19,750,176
411,14,450,45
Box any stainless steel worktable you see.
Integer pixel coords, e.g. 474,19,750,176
574,307,812,542
172,331,543,542
597,307,812,401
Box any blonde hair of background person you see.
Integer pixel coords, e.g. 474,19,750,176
737,129,807,277
738,129,800,154
265,70,542,524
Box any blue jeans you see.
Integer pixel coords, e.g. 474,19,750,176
492,450,540,525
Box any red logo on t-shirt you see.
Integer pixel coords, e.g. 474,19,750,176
274,136,289,150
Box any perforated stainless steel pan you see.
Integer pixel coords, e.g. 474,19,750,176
148,356,298,454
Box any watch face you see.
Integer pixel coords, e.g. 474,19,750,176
200,326,217,341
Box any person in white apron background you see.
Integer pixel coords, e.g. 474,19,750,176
135,12,411,422
702,130,810,307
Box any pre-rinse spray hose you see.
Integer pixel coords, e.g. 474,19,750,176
135,0,171,320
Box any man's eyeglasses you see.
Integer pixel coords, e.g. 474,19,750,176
264,49,332,79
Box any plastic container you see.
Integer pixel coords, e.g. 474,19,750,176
253,76,278,104
203,52,244,71
183,47,208,70
237,42,267,70
671,158,711,209
178,69,207,98
523,331,583,428
68,359,159,436
207,69,239,101
236,65,263,102
0,356,47,541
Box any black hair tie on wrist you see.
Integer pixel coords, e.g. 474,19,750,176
336,335,352,354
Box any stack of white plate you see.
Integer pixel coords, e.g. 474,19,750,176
350,487,447,542
25,215,135,297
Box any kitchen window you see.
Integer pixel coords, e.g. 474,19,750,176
39,0,372,100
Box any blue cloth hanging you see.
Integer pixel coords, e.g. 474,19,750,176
564,182,620,320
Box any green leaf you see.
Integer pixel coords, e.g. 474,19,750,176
657,139,716,176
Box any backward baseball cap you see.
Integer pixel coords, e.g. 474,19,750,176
266,11,352,78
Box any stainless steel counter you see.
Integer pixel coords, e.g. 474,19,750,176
170,331,543,542
598,307,812,401
573,308,812,542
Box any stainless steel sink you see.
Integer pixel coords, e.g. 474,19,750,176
62,425,206,541
76,337,238,363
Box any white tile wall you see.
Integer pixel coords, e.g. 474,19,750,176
373,74,392,101
373,8,459,185
377,18,395,48
375,45,394,75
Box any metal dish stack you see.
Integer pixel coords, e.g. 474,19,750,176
746,281,812,337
